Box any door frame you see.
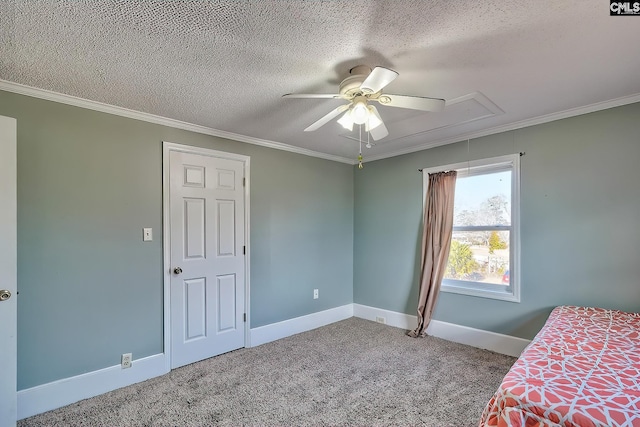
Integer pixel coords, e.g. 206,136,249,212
0,115,17,426
162,141,251,371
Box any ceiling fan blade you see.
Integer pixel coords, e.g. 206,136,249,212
367,106,389,140
360,67,398,94
283,93,342,99
379,94,445,112
304,104,350,132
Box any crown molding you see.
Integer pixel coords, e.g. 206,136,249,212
2,79,638,167
0,79,354,164
362,92,640,163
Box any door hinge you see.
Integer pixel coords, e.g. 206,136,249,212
243,177,246,187
243,245,246,255
243,313,247,322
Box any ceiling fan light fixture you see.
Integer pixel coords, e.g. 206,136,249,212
365,106,383,131
337,110,354,131
351,97,369,125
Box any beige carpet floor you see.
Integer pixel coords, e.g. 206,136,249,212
19,317,516,426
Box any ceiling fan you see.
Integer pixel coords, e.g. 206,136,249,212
283,65,446,141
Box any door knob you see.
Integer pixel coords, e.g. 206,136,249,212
173,267,183,275
0,290,11,301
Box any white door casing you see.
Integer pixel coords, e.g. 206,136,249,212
163,143,249,369
0,116,17,426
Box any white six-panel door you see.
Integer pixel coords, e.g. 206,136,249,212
168,147,247,369
0,115,17,426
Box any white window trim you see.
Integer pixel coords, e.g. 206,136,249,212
422,154,521,303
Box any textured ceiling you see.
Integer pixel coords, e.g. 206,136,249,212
1,0,639,163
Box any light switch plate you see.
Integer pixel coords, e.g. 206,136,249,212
143,228,152,241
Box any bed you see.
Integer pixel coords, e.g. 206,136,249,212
479,305,640,427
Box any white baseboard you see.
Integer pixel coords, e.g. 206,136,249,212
353,303,530,357
427,317,531,358
18,353,168,420
353,304,418,330
250,304,354,347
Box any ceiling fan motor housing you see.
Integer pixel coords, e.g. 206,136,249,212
339,75,367,97
339,65,372,97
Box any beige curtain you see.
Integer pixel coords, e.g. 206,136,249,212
408,171,457,338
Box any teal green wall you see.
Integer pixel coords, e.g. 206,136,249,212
0,90,354,390
354,102,640,339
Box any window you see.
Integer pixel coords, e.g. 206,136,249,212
422,154,520,302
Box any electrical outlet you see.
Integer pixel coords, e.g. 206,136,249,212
375,316,386,324
313,289,319,299
121,353,132,369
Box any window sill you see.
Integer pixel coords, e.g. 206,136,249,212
441,283,520,303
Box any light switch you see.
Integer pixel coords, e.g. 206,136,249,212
143,228,153,241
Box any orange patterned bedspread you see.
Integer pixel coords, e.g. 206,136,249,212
479,306,640,427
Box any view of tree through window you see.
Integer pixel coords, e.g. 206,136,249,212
444,170,511,286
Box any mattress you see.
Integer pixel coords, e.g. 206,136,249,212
479,305,640,427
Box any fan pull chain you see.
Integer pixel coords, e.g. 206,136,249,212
358,124,364,169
